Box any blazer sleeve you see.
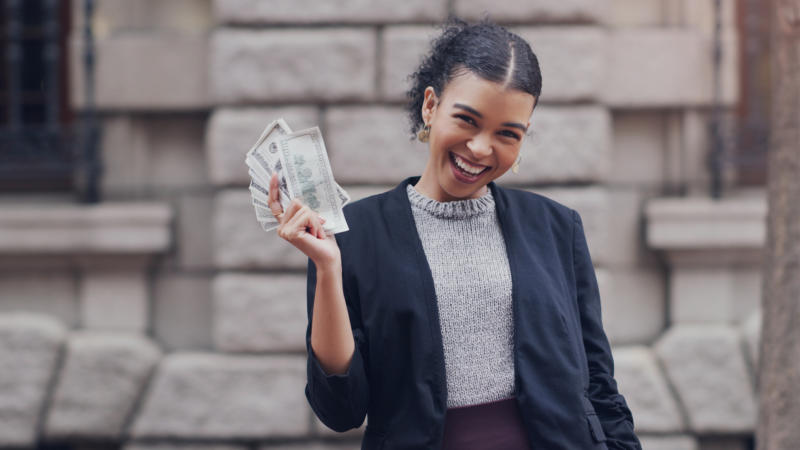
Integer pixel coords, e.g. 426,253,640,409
304,258,369,432
572,210,641,449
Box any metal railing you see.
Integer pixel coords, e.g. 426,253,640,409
708,0,770,198
0,0,100,202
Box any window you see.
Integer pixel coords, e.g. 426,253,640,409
0,0,74,192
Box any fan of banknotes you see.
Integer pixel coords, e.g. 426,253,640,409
245,118,350,234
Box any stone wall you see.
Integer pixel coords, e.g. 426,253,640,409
0,0,763,449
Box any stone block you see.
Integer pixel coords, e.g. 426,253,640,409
606,0,663,27
213,274,307,352
514,106,611,184
639,435,698,450
654,324,756,433
102,115,209,196
153,275,214,351
515,27,607,103
213,0,445,24
205,107,319,187
612,346,684,432
681,109,715,196
146,117,210,189
71,34,209,110
381,26,439,101
595,268,666,345
100,116,149,196
81,271,148,331
0,272,79,327
214,189,308,270
0,313,66,447
212,29,376,103
454,0,605,23
603,188,662,268
741,310,761,371
131,353,310,438
44,332,161,439
671,267,761,324
610,112,666,187
176,194,215,270
681,0,739,36
73,0,213,36
325,106,428,184
604,29,738,107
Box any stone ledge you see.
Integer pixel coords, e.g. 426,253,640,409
0,202,172,256
646,193,766,265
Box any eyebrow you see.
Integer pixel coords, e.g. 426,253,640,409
453,103,528,132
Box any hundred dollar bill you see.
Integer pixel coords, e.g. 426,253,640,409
277,126,349,234
245,119,293,210
246,118,351,211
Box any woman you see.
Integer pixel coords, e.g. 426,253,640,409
269,19,640,450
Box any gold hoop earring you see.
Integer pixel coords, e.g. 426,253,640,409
512,155,521,174
417,124,431,143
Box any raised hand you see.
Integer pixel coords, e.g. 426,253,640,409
269,173,341,268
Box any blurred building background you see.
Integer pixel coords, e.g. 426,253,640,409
0,0,770,449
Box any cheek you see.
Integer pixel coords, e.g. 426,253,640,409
498,146,521,168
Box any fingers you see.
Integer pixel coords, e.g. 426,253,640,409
269,173,283,220
277,200,326,241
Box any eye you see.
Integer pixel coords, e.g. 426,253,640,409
455,114,477,126
499,130,521,140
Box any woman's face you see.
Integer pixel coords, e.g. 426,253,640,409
417,71,536,202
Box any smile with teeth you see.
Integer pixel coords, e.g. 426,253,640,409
451,153,489,177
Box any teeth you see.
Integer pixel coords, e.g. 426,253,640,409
453,154,485,175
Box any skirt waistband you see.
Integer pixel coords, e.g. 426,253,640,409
442,397,531,450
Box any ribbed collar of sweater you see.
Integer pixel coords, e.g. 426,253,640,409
406,184,495,220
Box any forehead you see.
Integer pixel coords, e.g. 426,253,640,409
439,72,535,122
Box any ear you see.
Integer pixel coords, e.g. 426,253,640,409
421,86,438,125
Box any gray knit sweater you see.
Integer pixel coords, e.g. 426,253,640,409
406,184,515,408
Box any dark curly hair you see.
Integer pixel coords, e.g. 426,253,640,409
406,18,542,137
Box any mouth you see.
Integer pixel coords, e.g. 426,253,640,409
449,152,491,183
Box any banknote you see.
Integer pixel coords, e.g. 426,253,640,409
246,118,293,210
277,126,349,234
245,119,350,234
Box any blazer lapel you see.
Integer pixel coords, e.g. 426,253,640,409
383,177,448,414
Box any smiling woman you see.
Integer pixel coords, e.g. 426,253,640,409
270,17,642,450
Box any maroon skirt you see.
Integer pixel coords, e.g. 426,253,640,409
441,397,531,450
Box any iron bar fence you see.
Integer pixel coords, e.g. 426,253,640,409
708,0,770,198
0,0,99,202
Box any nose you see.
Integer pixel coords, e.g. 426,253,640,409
466,133,493,159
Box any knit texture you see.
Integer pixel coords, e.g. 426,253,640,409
406,184,515,408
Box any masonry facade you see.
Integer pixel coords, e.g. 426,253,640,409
0,1,763,449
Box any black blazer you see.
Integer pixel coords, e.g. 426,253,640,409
305,177,640,449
